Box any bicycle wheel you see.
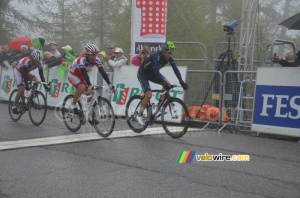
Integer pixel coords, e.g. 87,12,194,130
8,89,23,122
161,97,190,138
29,91,47,126
126,95,150,133
92,97,115,137
62,94,81,132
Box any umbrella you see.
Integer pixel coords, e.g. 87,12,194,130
279,12,300,30
8,37,33,50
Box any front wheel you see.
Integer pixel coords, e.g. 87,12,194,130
62,94,82,132
29,91,47,126
8,89,23,122
125,95,150,133
161,97,190,138
92,97,115,137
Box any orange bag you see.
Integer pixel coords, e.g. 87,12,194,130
183,105,229,123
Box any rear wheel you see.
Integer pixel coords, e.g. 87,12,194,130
8,89,23,122
62,94,82,132
29,91,47,126
161,97,190,138
125,95,150,133
92,97,115,137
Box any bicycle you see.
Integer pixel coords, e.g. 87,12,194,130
8,81,51,126
62,85,115,137
125,85,190,138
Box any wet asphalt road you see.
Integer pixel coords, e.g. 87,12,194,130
0,103,299,198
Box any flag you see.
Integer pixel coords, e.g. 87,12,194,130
65,49,75,65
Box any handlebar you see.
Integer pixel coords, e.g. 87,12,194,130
28,81,51,88
159,85,185,96
84,85,115,98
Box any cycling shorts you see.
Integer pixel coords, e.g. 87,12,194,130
13,69,36,86
68,73,88,88
137,68,164,93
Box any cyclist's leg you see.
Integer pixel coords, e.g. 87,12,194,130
13,69,24,103
137,69,152,126
68,74,87,104
148,74,169,105
68,73,87,115
137,69,152,113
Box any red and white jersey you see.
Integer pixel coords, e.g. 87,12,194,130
15,56,43,74
69,55,103,76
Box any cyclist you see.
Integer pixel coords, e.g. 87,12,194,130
68,44,114,118
136,41,188,126
12,49,50,113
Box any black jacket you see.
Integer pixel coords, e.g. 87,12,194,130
279,51,300,67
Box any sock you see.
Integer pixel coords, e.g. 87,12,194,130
138,111,143,116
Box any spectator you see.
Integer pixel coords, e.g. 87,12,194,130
0,42,3,53
285,51,294,61
49,41,61,58
19,44,32,60
0,45,14,70
131,44,151,66
274,51,300,67
43,51,57,70
105,48,127,70
98,51,107,69
11,50,22,68
107,44,115,59
46,45,74,69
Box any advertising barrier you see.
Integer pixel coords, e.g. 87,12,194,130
252,67,300,137
111,65,187,116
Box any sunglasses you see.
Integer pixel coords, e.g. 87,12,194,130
114,52,120,54
107,47,114,49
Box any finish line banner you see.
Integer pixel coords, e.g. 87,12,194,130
252,67,300,137
131,0,167,60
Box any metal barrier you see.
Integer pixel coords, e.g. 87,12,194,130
173,42,207,70
264,39,297,66
221,71,256,131
183,70,257,132
185,70,222,129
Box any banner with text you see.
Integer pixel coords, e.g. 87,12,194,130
131,0,167,60
252,67,300,137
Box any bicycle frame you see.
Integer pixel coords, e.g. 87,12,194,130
21,81,49,112
76,86,112,124
137,85,184,123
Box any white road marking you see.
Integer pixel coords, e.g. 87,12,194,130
0,127,200,151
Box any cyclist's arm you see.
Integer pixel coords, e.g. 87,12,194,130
80,67,92,86
170,57,184,83
153,55,165,83
98,66,111,85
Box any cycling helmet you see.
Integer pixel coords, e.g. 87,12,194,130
31,50,43,61
85,44,100,55
161,41,176,53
